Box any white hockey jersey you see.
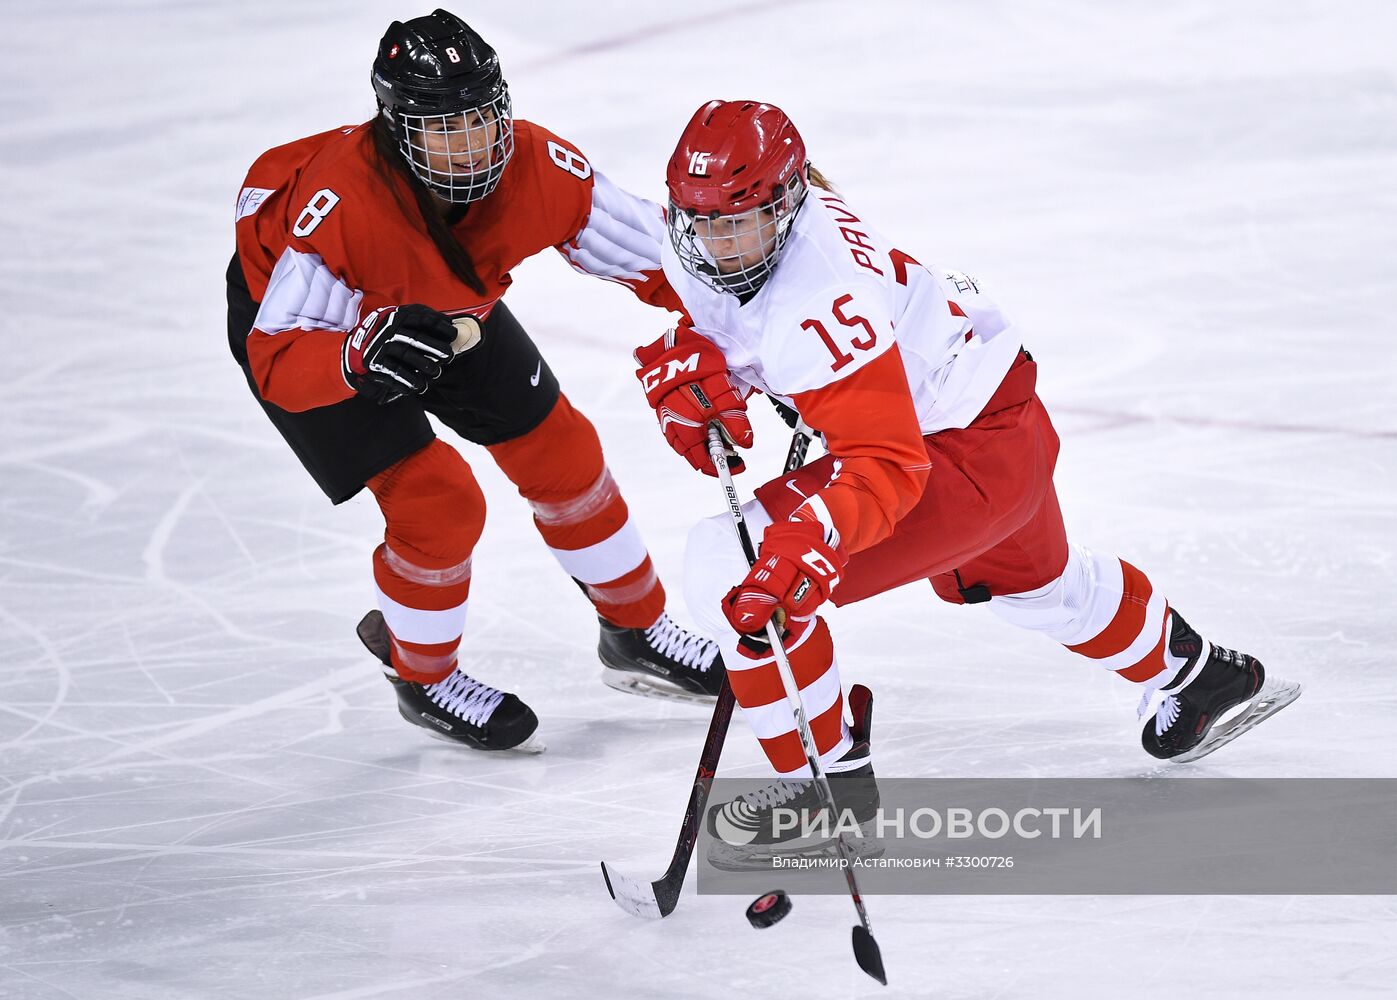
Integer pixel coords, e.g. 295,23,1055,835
661,188,1023,434
659,187,1024,553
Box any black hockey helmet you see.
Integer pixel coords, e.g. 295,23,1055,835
371,9,514,203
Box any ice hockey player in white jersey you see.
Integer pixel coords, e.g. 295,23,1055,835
632,99,1302,851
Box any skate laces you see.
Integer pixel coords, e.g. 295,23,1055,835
1151,696,1182,736
1135,680,1171,724
1142,646,1247,735
740,780,807,812
1136,639,1213,727
425,671,505,727
644,614,720,672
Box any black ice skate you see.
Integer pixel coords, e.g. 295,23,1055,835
597,613,725,705
356,610,543,753
1140,610,1301,763
705,685,882,871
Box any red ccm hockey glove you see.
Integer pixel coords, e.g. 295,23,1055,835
722,513,846,636
634,327,753,476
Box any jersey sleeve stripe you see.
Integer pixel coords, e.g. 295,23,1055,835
253,246,364,335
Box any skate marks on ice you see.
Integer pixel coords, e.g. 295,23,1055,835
2,0,1395,996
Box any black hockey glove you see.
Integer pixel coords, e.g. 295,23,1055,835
342,304,456,404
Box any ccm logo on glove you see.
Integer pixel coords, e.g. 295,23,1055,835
634,327,753,476
639,353,702,394
722,515,846,636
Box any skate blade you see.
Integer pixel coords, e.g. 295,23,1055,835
601,667,717,707
503,732,547,755
419,726,547,755
706,833,885,873
1171,675,1303,764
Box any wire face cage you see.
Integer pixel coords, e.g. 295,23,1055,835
393,86,514,204
669,171,808,298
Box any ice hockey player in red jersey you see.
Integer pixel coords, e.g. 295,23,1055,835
225,10,725,753
634,100,1303,851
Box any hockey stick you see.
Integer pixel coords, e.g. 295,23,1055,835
706,423,888,986
783,416,811,471
769,395,811,470
599,420,814,919
600,676,734,918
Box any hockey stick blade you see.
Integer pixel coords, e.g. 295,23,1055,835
599,679,735,920
599,861,669,919
852,925,888,985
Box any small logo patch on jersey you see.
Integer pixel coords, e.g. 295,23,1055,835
945,270,980,295
235,186,276,222
530,360,542,387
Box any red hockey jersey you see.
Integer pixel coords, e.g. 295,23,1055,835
234,120,679,412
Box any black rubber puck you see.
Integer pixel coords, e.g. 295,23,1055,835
746,890,792,928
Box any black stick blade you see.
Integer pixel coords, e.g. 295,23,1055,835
852,925,887,985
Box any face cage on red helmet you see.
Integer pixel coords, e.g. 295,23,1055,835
390,86,514,204
668,171,808,298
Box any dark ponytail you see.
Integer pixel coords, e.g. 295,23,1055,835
369,115,487,295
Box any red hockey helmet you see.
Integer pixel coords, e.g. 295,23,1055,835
666,100,809,297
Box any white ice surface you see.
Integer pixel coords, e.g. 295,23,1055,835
2,2,1395,998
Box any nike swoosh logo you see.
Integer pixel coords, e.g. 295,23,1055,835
530,361,542,387
785,478,808,499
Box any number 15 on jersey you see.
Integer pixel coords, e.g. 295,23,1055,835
802,292,879,372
